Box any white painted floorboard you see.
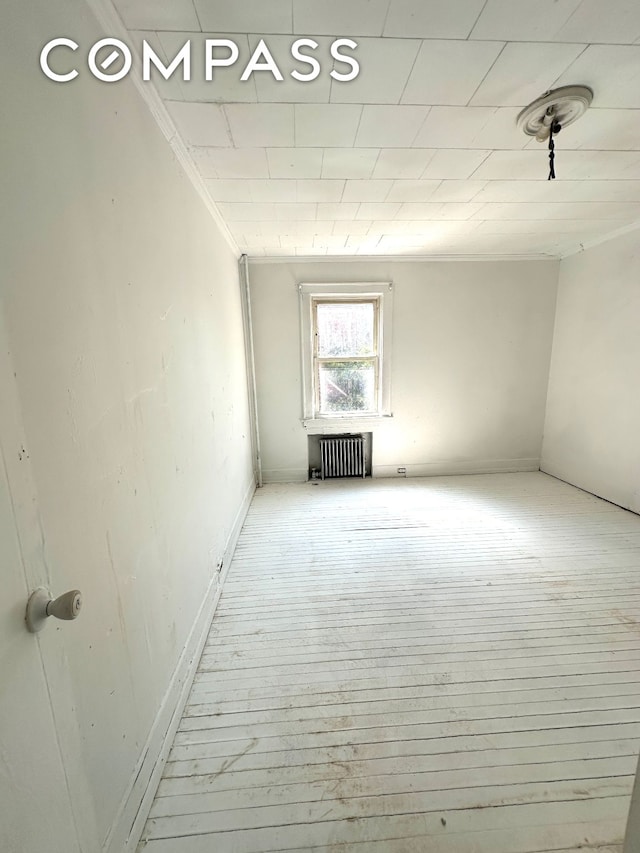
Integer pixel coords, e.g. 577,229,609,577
139,472,640,853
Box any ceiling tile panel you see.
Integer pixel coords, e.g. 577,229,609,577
131,31,185,99
296,180,346,202
225,104,294,147
191,147,269,178
247,180,298,202
401,40,504,106
470,0,582,41
246,221,283,236
475,179,640,204
422,149,491,179
217,202,276,220
429,180,487,202
554,45,640,108
342,180,395,202
366,220,407,235
397,202,483,219
205,179,253,201
469,109,531,150
194,0,293,33
474,218,626,234
313,235,348,249
285,222,335,236
376,235,429,250
247,35,335,103
317,203,361,220
372,149,435,179
321,148,381,178
385,180,443,202
158,33,257,102
470,42,587,107
330,38,422,104
355,202,403,220
371,220,480,235
550,0,640,44
355,106,430,147
474,150,640,180
166,102,231,147
474,201,640,220
235,235,282,248
268,248,308,255
274,204,318,220
332,221,374,235
114,0,200,31
302,221,335,235
348,237,383,251
412,107,525,149
272,228,314,241
383,0,487,39
455,233,567,254
292,0,391,37
228,222,269,237
557,109,640,151
312,222,339,235
472,151,562,180
295,105,362,147
389,240,443,253
267,148,324,178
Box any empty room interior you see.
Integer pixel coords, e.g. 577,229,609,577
3,1,640,852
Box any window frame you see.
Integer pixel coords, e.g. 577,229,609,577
299,282,393,427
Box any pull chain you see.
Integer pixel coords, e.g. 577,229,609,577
548,124,556,180
547,119,561,180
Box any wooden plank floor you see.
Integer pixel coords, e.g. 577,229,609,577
139,472,640,853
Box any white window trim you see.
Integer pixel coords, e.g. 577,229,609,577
299,282,393,428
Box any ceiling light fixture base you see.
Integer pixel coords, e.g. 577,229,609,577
517,85,594,142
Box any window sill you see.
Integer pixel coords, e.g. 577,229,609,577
302,415,393,434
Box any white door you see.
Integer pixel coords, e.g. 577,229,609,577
0,309,82,853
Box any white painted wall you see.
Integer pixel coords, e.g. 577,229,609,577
249,259,558,483
541,230,640,514
0,0,253,851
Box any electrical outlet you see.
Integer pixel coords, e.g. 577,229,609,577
397,467,406,475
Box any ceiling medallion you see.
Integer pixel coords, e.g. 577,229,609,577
517,85,594,179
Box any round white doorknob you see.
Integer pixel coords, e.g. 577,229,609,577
26,587,83,633
47,590,82,620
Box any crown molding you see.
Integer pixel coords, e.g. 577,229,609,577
560,218,640,259
248,252,560,264
83,0,240,259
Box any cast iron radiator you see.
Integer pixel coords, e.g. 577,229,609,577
319,435,366,479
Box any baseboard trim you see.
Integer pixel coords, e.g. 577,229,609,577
373,458,540,478
103,476,255,853
262,467,308,483
261,460,540,484
540,465,640,517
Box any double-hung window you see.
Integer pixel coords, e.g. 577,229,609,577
300,283,392,424
314,298,378,415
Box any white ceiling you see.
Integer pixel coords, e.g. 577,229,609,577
113,0,640,258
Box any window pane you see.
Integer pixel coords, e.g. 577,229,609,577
319,361,375,413
316,302,374,357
